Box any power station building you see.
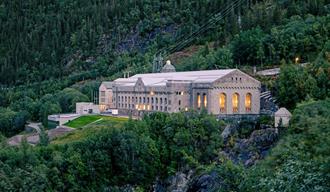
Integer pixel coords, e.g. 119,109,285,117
99,61,261,116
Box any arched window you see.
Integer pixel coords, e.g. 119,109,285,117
245,93,252,112
197,93,201,109
232,93,239,113
203,93,207,108
219,93,226,112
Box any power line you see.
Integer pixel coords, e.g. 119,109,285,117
159,0,245,57
162,0,242,51
167,0,244,55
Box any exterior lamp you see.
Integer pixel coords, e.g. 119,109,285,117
295,57,300,64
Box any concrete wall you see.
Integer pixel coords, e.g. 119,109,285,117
76,102,100,114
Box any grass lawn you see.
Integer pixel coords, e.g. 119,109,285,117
53,115,128,145
64,115,104,128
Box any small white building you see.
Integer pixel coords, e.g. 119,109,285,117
275,107,292,127
48,113,81,126
76,102,100,115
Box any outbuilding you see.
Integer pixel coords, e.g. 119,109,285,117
275,107,292,127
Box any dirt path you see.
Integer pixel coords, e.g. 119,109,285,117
7,126,75,146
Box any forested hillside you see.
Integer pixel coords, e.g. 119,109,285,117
0,0,329,85
0,0,329,191
0,0,329,132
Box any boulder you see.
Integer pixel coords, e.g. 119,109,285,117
187,171,223,192
154,171,193,192
248,128,278,149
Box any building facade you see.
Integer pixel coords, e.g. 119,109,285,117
99,63,261,116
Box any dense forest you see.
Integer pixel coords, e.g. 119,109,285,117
0,0,329,85
0,100,329,191
0,0,329,191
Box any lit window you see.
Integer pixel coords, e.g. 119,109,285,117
197,93,201,108
219,93,226,112
232,93,239,113
203,93,207,108
245,93,252,112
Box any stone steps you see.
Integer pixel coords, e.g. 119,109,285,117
260,90,279,114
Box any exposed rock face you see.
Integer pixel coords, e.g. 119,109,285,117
224,128,279,166
154,171,193,192
104,185,134,192
249,128,278,148
98,25,177,54
221,123,239,141
187,171,223,192
155,123,279,192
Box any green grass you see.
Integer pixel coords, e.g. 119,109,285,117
64,115,103,128
53,116,128,144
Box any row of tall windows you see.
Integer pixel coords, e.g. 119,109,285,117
117,95,170,111
197,93,207,109
219,93,252,113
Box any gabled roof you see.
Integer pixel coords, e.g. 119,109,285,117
101,82,113,89
107,69,258,87
275,107,292,117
